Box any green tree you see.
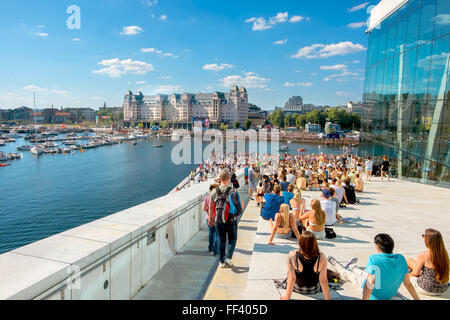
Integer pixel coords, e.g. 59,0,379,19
234,121,240,129
284,114,292,128
244,119,252,130
270,110,284,128
220,123,229,131
160,120,169,129
138,122,144,129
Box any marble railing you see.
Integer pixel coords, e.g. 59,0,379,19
0,170,246,300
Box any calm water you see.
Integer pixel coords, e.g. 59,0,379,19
0,135,394,254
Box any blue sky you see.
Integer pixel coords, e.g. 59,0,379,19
0,0,375,110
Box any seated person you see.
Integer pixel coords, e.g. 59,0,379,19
355,173,364,192
280,175,290,192
283,184,295,208
343,177,359,205
268,204,302,244
261,185,285,226
277,232,331,300
255,181,265,207
296,171,308,191
298,199,326,240
320,189,343,226
290,189,306,220
262,175,273,194
309,173,320,190
328,234,420,300
407,229,449,296
328,188,341,217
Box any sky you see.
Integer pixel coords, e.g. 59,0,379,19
0,0,375,111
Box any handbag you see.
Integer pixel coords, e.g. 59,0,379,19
325,227,337,239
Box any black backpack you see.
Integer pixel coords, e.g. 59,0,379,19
325,227,337,239
213,186,232,224
231,174,240,189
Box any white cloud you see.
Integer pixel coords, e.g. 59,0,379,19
324,70,359,82
273,39,287,45
246,12,304,31
219,75,270,89
136,81,147,84
37,25,46,29
353,60,360,63
72,38,80,41
120,26,143,36
292,41,366,59
436,14,450,25
159,76,172,79
269,12,289,25
90,96,105,100
320,64,347,70
92,58,154,78
289,16,304,23
202,63,233,72
24,85,69,96
336,91,354,96
310,72,319,76
283,82,312,87
141,48,178,58
7,93,16,96
160,15,168,21
348,22,367,29
35,32,48,37
242,71,256,76
142,0,158,6
152,85,184,94
348,2,370,13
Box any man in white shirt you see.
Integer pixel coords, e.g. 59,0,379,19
321,189,342,226
286,169,296,185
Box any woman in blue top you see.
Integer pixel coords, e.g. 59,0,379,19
261,185,284,226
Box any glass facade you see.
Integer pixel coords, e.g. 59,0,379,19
363,0,449,186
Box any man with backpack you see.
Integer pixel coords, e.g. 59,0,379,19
209,171,243,268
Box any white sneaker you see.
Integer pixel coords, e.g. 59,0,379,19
224,258,233,268
220,262,227,268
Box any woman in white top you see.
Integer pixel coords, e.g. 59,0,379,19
365,156,373,182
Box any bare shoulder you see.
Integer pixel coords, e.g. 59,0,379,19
418,250,430,260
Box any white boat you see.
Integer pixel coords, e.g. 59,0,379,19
12,153,22,159
287,141,292,144
17,145,31,151
31,146,44,156
63,148,71,153
0,140,5,146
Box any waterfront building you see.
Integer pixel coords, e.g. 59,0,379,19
284,96,303,114
348,101,363,116
123,85,248,129
305,123,322,133
30,112,44,124
80,108,97,121
0,107,33,123
362,0,449,185
325,122,341,134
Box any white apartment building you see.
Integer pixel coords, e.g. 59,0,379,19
123,85,248,128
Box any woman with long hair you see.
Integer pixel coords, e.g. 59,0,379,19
298,199,326,240
278,231,331,300
407,229,449,296
268,204,301,245
290,189,306,221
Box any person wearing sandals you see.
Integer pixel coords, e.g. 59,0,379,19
407,229,449,296
268,204,302,245
277,231,331,300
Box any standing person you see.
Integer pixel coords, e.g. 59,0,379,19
380,156,390,181
407,229,449,296
248,164,258,201
365,156,373,182
278,232,331,300
209,171,236,268
204,184,218,256
328,234,420,300
244,164,249,186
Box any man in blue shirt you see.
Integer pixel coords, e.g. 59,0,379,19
328,234,420,300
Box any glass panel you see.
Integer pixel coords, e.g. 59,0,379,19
384,58,394,97
428,36,449,100
406,6,421,50
401,48,417,99
414,42,433,99
392,54,401,100
435,0,450,38
386,24,397,60
418,0,437,45
376,62,385,98
396,16,407,54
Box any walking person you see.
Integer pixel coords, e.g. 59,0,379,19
380,156,390,182
365,156,373,182
209,171,239,268
203,184,218,256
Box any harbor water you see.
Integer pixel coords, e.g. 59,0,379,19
0,135,394,254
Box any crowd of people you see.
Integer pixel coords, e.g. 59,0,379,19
198,151,448,300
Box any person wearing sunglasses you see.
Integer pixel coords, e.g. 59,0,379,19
407,229,449,296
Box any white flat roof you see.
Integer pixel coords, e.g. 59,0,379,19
368,0,409,32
